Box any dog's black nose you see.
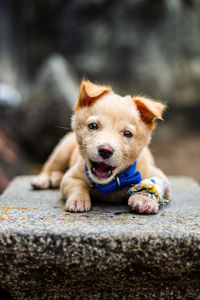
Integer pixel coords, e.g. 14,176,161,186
98,144,114,159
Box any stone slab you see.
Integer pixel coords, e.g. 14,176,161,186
0,176,199,299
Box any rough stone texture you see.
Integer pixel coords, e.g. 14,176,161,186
0,176,199,299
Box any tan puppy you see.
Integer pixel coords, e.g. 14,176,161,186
31,80,169,214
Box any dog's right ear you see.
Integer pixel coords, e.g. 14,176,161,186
75,80,111,110
133,96,166,128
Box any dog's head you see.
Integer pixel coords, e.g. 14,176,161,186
72,80,165,184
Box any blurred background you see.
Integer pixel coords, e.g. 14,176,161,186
0,0,200,194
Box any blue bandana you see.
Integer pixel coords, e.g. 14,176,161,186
85,161,142,195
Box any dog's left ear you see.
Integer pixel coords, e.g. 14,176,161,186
133,96,166,126
75,80,112,110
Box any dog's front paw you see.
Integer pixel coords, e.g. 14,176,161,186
31,171,64,189
128,194,159,214
31,174,50,189
65,195,91,212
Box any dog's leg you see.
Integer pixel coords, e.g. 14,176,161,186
128,167,170,214
31,132,77,189
60,162,91,212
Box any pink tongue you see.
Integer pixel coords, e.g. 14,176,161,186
95,163,109,177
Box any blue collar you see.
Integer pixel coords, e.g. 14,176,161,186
85,161,142,195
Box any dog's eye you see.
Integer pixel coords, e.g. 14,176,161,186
123,131,132,138
88,123,99,130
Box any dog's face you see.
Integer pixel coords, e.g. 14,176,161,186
72,80,165,184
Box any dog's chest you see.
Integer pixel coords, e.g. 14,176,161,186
90,187,128,203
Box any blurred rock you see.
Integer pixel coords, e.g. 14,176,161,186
0,126,32,194
0,83,21,106
0,54,79,190
32,54,79,108
13,54,79,161
0,1,28,101
17,0,200,113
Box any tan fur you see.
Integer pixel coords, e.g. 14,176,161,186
31,80,169,213
76,80,111,110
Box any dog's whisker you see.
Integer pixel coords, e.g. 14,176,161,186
56,126,71,130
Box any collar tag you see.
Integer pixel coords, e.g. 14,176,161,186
116,176,120,187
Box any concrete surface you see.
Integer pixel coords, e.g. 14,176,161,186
0,176,199,299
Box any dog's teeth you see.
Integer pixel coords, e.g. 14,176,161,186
108,169,112,176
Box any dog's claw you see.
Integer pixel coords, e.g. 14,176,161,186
128,194,159,214
65,196,91,212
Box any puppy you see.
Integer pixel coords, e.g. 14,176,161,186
31,80,170,214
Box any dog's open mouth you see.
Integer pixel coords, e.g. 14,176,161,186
91,161,115,179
